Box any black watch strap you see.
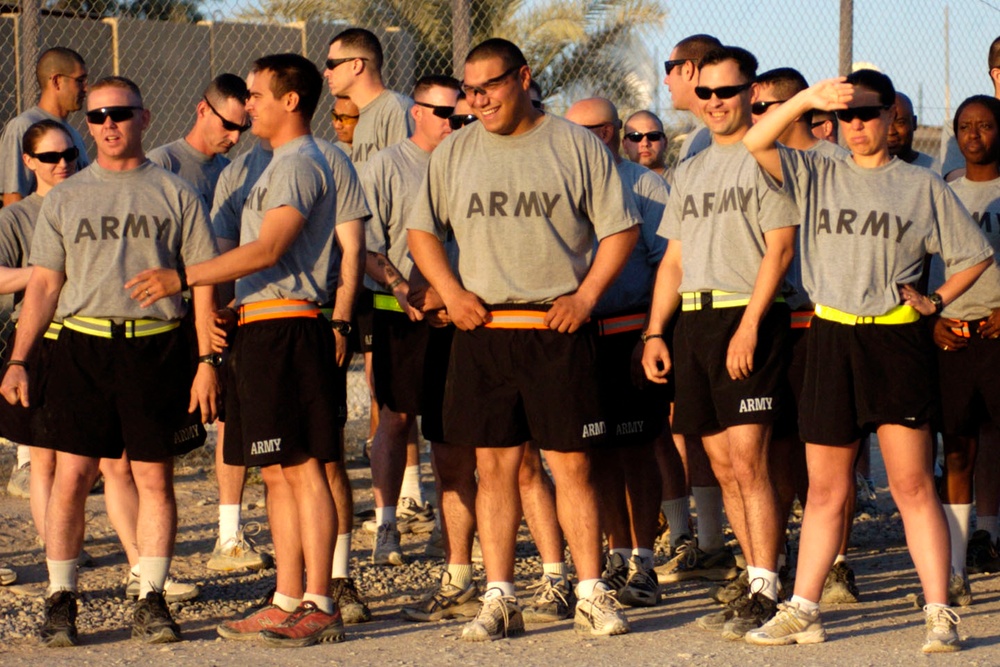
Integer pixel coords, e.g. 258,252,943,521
198,353,223,367
330,319,352,335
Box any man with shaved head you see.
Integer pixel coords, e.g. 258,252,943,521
0,47,90,206
565,97,668,608
664,34,723,163
888,92,939,170
622,110,668,179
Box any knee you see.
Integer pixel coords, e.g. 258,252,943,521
944,446,974,478
888,471,935,505
729,453,767,487
802,475,850,512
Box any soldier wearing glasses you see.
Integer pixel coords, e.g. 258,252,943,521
664,34,722,163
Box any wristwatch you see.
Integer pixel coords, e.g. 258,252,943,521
640,331,663,344
198,353,223,367
928,292,944,314
330,319,352,336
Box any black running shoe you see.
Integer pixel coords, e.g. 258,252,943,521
40,590,78,647
132,591,181,644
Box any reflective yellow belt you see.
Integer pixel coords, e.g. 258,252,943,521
43,322,62,340
373,293,404,313
238,299,320,326
597,312,645,336
813,304,920,326
681,290,785,312
484,306,552,330
64,316,179,338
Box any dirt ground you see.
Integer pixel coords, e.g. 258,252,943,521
1,429,999,666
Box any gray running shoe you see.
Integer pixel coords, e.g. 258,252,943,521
820,561,860,604
922,605,961,653
721,591,778,641
132,591,181,644
207,522,274,572
0,565,16,586
125,572,200,603
696,597,742,632
40,590,78,647
461,590,524,641
400,574,480,622
602,551,629,593
745,600,826,645
331,577,372,624
967,530,1000,574
522,574,575,623
6,461,29,499
618,556,659,607
710,568,749,605
397,497,436,534
373,522,405,566
656,538,739,584
574,587,630,637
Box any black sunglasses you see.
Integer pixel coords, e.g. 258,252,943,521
836,105,890,123
664,59,690,76
623,131,665,143
85,106,142,125
448,114,477,130
414,101,455,119
751,100,787,115
326,57,368,70
331,110,359,123
30,147,79,164
204,97,251,133
461,66,520,97
694,82,752,101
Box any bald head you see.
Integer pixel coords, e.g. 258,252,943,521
887,91,918,159
565,97,620,152
36,47,85,90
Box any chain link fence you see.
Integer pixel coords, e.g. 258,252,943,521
1,0,999,442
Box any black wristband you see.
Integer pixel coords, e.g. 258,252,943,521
5,359,28,370
177,264,189,291
387,277,403,290
640,332,663,344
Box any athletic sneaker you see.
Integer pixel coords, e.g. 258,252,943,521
400,574,480,622
6,461,29,499
125,572,200,603
207,522,274,571
0,566,16,585
602,552,629,593
966,530,1000,574
697,596,743,632
397,497,436,534
710,569,749,605
330,577,371,624
820,561,860,604
745,600,826,645
131,591,181,644
521,574,575,623
372,522,405,565
911,573,973,608
656,538,739,584
40,590,78,647
922,605,961,653
424,524,446,559
259,601,346,647
618,556,659,607
461,590,524,641
721,592,778,641
217,588,291,640
574,587,630,637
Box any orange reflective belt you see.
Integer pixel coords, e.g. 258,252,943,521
597,312,645,336
790,310,813,329
238,299,321,326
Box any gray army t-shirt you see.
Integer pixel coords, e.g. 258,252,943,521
596,160,667,316
410,114,641,305
660,139,799,295
234,135,340,307
929,176,1000,320
774,149,993,316
31,161,218,322
350,90,414,166
0,193,43,319
147,139,230,208
0,107,90,197
361,138,428,294
676,121,711,164
904,150,941,173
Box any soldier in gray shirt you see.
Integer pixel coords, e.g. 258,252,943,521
0,47,90,206
147,74,250,208
664,34,722,166
743,68,993,653
409,38,640,642
887,92,940,171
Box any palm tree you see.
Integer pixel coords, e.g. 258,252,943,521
235,0,666,112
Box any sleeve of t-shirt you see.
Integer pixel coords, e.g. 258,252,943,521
939,125,963,178
178,185,219,267
210,162,242,241
146,146,173,171
635,171,668,264
0,207,25,268
261,155,324,220
360,157,390,254
0,119,31,196
331,149,371,224
658,164,685,242
28,196,67,272
407,149,450,241
385,102,413,146
583,138,641,240
927,184,994,276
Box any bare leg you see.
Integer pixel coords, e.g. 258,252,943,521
216,421,247,507
281,454,336,597
701,430,752,565
99,452,140,566
364,351,378,441
475,446,523,583
371,408,415,510
545,450,602,581
261,464,304,598
325,457,354,546
620,442,661,550
519,443,564,563
46,452,100,560
593,445,630,549
432,443,477,563
129,460,176,558
28,447,55,542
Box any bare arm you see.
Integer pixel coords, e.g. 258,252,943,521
641,239,683,384
407,228,488,330
189,284,219,423
0,266,64,407
900,258,993,316
0,266,32,294
2,193,23,208
332,218,365,365
365,250,423,321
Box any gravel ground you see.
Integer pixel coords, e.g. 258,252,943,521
1,430,999,666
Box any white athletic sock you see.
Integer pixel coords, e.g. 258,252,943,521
943,503,973,575
138,556,170,598
331,532,351,579
446,563,474,590
692,486,725,552
790,594,819,613
375,505,396,526
16,444,30,468
746,566,779,601
632,548,654,568
542,562,568,580
834,553,847,565
611,547,631,561
47,558,78,595
977,515,999,542
400,465,423,504
273,591,301,612
661,497,691,547
218,504,241,545
484,582,516,598
302,592,335,614
576,578,603,600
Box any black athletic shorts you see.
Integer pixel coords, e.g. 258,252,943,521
773,315,811,440
372,309,430,414
672,303,791,436
31,325,205,462
224,316,344,467
595,316,669,447
419,325,454,444
349,288,375,355
799,317,937,445
0,325,58,446
443,324,606,451
937,326,1000,437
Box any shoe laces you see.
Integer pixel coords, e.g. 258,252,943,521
585,588,624,621
527,575,568,606
376,523,397,547
476,591,513,629
923,605,960,633
674,540,700,568
228,521,264,552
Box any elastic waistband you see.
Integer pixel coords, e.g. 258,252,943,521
597,312,645,336
373,293,404,313
238,299,320,326
64,316,179,338
814,304,920,326
681,290,785,312
790,310,813,329
484,304,551,330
